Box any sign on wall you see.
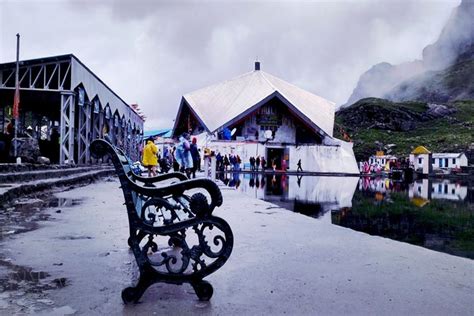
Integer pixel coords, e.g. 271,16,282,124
257,114,282,126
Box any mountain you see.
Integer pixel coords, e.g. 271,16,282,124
343,0,474,106
385,58,474,103
422,0,474,71
344,61,424,106
335,98,474,161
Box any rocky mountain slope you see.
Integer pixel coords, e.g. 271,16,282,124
343,0,474,106
385,58,474,103
335,98,474,161
344,61,424,107
336,0,473,162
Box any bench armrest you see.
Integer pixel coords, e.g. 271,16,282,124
130,172,188,185
129,177,223,210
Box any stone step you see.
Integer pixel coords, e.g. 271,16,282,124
0,163,62,173
0,163,94,173
0,167,116,206
0,166,106,183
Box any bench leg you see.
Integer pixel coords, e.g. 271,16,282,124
121,265,156,304
191,279,214,301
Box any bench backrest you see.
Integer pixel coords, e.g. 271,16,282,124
90,139,144,219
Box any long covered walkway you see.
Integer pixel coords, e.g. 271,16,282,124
0,54,144,164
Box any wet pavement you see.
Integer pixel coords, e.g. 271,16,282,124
0,177,473,315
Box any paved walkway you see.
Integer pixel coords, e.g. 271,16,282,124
0,178,473,315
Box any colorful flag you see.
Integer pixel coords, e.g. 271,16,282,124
13,84,20,119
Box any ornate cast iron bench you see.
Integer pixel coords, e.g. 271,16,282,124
90,139,233,303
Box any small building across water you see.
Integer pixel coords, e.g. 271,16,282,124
409,146,468,174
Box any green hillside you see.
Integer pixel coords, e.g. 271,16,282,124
335,98,474,161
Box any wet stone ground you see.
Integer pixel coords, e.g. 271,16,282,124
0,193,82,314
0,177,473,315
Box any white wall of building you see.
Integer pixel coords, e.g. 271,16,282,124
411,153,468,171
201,138,358,174
289,140,359,174
409,153,432,174
432,154,468,169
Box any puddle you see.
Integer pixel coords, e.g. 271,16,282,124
254,211,277,215
0,196,84,241
0,259,70,294
46,198,83,208
0,258,57,293
56,236,93,240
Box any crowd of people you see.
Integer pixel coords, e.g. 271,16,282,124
215,152,242,172
248,156,266,171
140,133,305,178
359,158,410,174
141,133,202,179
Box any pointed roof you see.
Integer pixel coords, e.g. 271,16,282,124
411,146,431,155
180,69,336,136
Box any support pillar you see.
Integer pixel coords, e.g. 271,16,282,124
77,100,91,164
60,91,75,164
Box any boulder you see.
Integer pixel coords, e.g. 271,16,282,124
37,156,51,164
9,137,41,163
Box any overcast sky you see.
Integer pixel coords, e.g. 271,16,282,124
0,0,459,130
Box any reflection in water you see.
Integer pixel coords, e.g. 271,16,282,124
222,173,358,218
410,179,468,201
359,176,470,202
224,172,473,259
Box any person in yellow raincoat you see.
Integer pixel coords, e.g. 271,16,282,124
142,137,158,177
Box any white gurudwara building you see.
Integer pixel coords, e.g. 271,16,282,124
172,62,358,174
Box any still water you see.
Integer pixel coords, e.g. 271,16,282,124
218,173,474,259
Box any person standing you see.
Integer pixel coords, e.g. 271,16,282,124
223,154,230,171
261,157,266,170
190,137,200,178
175,133,193,178
249,156,255,171
255,156,260,171
297,159,303,172
216,152,222,171
142,137,158,177
235,154,241,171
171,147,179,171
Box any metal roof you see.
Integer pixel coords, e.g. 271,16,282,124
181,69,335,136
70,56,143,128
432,153,464,158
143,128,172,138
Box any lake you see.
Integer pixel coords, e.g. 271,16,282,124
218,172,474,259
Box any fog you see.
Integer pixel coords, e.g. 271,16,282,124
0,0,459,130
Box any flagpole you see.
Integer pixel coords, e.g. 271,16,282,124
14,33,20,158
